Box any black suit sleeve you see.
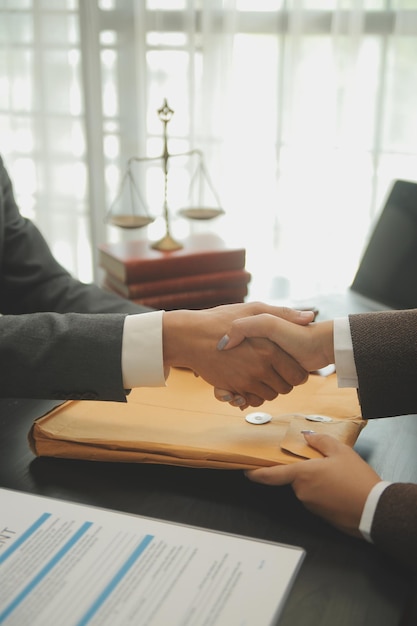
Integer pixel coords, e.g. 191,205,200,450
0,156,155,400
0,312,130,401
0,155,151,316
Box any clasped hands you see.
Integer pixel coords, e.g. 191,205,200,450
163,301,316,409
164,301,330,408
214,309,335,408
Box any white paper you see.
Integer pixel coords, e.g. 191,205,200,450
0,488,304,626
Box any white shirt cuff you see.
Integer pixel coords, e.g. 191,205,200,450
121,311,167,388
333,317,358,388
359,481,392,543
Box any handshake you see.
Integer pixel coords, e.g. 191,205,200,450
162,301,335,410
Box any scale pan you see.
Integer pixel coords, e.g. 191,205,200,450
108,215,155,229
178,207,224,220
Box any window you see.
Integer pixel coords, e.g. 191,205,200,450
2,1,417,300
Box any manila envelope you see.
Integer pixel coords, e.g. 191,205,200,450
29,368,365,470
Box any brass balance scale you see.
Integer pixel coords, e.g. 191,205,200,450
106,100,224,251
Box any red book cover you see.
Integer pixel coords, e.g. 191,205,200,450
98,233,246,284
103,268,252,298
131,286,249,310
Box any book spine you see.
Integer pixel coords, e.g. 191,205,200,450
103,269,251,298
99,248,246,283
130,286,248,310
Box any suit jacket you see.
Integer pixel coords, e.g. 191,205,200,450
0,155,151,401
349,311,417,571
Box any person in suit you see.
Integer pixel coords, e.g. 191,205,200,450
217,311,417,571
0,155,313,404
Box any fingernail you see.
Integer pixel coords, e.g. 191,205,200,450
301,429,316,435
217,334,230,350
219,393,233,402
233,396,246,406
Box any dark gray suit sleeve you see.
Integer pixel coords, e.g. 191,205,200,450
0,312,130,401
0,156,156,400
348,310,417,418
0,155,151,317
371,483,417,572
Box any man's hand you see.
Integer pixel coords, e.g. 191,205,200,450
162,302,314,408
246,433,381,537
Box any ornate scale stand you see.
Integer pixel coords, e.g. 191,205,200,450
106,99,224,251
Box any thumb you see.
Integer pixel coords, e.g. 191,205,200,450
303,432,346,457
245,463,298,486
217,313,282,351
217,310,315,352
267,305,316,325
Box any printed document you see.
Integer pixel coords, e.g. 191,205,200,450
0,488,304,626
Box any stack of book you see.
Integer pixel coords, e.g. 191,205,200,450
99,232,251,310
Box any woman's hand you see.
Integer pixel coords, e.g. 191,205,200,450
245,432,381,537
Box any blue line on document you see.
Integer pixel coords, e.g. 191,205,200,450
76,534,154,626
0,513,51,565
0,521,93,624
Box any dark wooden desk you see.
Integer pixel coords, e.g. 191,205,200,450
1,397,416,626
